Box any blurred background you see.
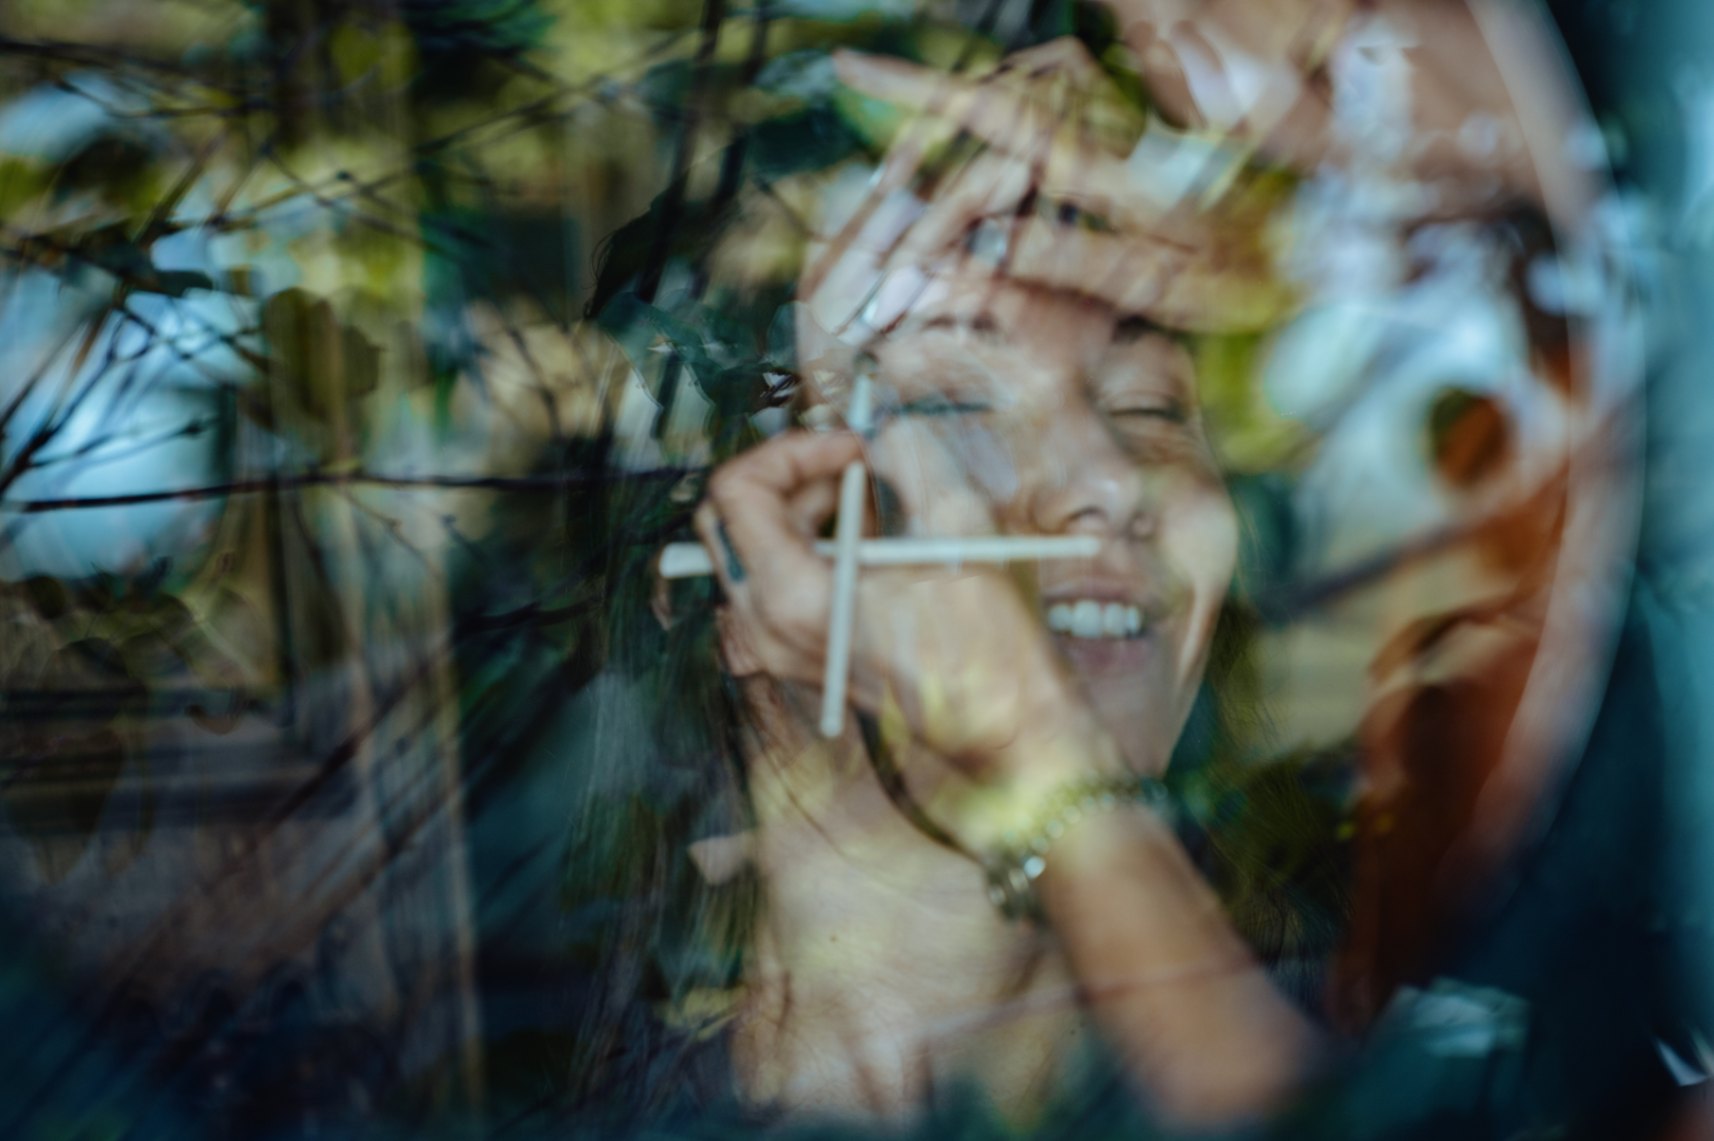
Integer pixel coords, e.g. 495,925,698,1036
0,0,1712,1137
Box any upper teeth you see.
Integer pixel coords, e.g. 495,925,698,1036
1047,600,1144,639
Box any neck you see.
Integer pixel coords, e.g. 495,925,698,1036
730,686,1088,1122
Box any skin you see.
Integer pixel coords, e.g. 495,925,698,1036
692,272,1309,1126
850,282,1237,778
688,37,1285,1134
679,1,1579,1126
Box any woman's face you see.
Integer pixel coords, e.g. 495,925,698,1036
857,276,1239,772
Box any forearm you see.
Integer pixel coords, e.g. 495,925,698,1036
1040,805,1326,1127
985,722,1328,1128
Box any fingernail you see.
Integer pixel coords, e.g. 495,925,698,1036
717,521,747,583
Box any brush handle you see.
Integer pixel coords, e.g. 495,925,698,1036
657,535,1102,579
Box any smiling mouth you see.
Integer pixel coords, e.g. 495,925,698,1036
1045,599,1147,640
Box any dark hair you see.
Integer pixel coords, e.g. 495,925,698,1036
554,60,1348,1125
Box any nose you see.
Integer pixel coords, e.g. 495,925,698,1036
1016,399,1153,540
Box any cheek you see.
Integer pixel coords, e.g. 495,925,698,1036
1162,480,1240,672
867,420,1020,533
943,418,1022,503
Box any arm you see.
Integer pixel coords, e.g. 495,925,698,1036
1039,759,1325,1124
984,720,1329,1127
697,430,1329,1127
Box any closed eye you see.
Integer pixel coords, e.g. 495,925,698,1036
890,397,995,418
1106,401,1188,425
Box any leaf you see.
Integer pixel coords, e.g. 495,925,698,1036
749,105,866,179
767,0,919,22
754,50,841,100
260,288,383,433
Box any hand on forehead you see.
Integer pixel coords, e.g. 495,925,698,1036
795,0,1590,386
794,45,1291,390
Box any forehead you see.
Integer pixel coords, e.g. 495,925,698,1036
866,276,1193,397
880,274,1109,354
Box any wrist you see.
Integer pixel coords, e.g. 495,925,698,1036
959,709,1127,850
980,771,1176,924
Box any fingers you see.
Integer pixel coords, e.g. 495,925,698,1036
1000,218,1293,333
1110,0,1349,112
801,187,927,339
692,433,1059,759
834,47,1244,242
811,211,1290,337
835,50,1061,153
826,42,1300,336
714,430,865,506
889,150,1033,272
803,149,1035,349
785,478,840,536
1111,0,1558,219
695,432,866,681
835,49,1143,208
1123,21,1203,133
702,430,863,575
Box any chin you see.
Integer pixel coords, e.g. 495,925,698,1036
1083,677,1180,775
1048,619,1204,773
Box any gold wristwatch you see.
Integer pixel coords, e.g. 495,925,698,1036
982,773,1173,923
